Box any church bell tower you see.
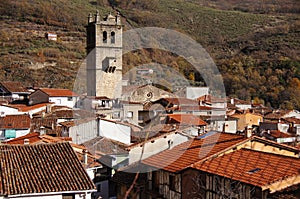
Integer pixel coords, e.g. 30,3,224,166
86,11,122,98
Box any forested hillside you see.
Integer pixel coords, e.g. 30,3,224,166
0,0,299,109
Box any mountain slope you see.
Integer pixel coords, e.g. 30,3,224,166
0,0,299,109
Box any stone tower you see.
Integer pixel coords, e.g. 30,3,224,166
86,11,122,98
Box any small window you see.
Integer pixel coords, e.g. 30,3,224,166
111,31,115,43
169,175,176,191
67,97,73,101
62,193,75,199
103,31,107,43
127,111,133,118
113,112,120,119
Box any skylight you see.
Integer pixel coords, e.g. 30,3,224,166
247,168,261,174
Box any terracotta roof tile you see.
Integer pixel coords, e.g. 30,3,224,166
5,102,52,112
193,148,300,188
83,136,128,155
264,130,292,138
0,81,29,93
142,132,246,173
0,114,31,129
264,110,293,120
4,132,40,144
167,114,207,126
0,143,95,195
39,88,78,97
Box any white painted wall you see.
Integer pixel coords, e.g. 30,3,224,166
99,119,131,144
186,87,209,99
283,110,300,119
129,133,189,164
16,129,30,138
0,105,19,115
49,96,78,108
235,104,252,110
69,119,98,144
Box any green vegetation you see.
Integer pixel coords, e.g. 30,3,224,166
0,0,299,109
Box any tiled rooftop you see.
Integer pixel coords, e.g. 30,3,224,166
4,132,41,144
0,81,29,93
0,114,31,129
39,88,78,97
193,148,300,190
167,114,207,126
0,143,95,195
4,102,52,112
142,132,246,173
82,136,129,155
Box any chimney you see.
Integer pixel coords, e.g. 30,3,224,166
230,98,234,105
245,125,252,138
40,126,45,135
83,149,88,165
46,104,51,113
24,139,29,145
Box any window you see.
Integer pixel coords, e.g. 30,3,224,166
169,175,176,191
67,97,73,101
62,193,75,199
127,111,133,118
103,31,107,43
152,171,159,192
111,31,115,43
113,111,120,119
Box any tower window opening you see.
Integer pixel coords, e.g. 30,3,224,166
111,32,115,44
103,31,107,43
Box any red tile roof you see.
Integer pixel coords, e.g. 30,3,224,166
0,81,29,93
142,132,247,173
193,148,300,190
0,143,95,195
0,114,31,129
167,114,207,126
5,102,52,112
266,130,292,138
197,95,226,103
4,132,40,144
4,133,73,145
39,88,78,97
264,110,293,120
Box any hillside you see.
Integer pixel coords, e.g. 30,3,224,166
0,0,299,109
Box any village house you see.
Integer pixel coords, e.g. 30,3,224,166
0,81,31,104
231,111,263,131
3,133,105,198
0,102,52,117
228,98,252,110
0,142,96,199
29,88,78,108
197,94,227,109
264,109,300,121
127,127,192,165
175,86,209,100
60,117,98,144
203,115,238,133
113,132,300,199
0,114,31,140
83,136,130,199
122,84,175,103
